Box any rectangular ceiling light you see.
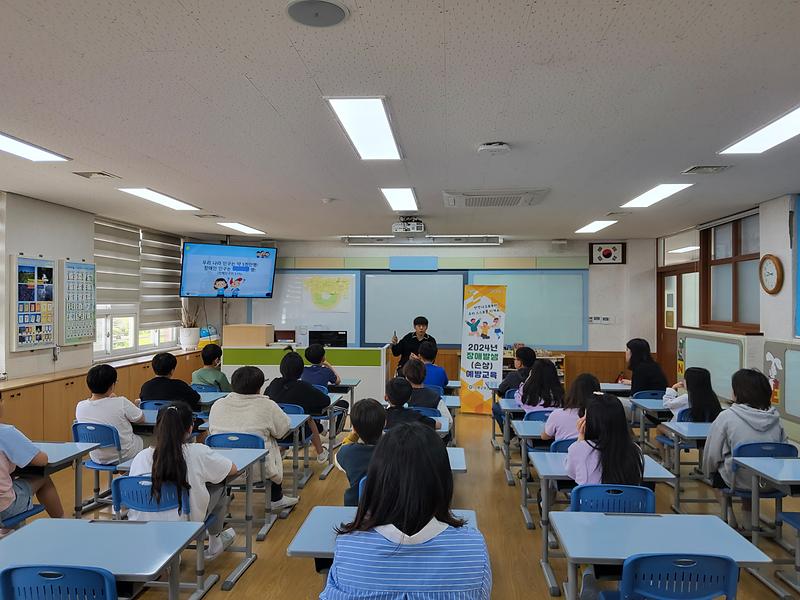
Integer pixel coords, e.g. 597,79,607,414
575,220,617,234
0,132,69,162
327,97,401,160
118,188,199,211
621,183,693,208
380,187,417,211
218,222,265,235
721,104,800,154
668,245,700,254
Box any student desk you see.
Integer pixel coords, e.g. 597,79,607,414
600,382,631,396
660,421,713,513
0,519,205,600
499,398,526,485
447,447,467,473
286,506,478,561
550,512,771,600
329,377,361,411
531,452,675,596
32,441,98,519
443,395,461,445
510,420,546,529
318,392,347,481
199,391,227,405
445,379,461,393
283,413,312,495
488,384,502,451
630,397,670,449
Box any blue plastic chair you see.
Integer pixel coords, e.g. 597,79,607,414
523,411,553,423
0,565,118,600
570,484,656,513
655,408,694,450
411,406,441,418
424,384,444,397
207,432,265,449
550,438,578,453
191,383,219,393
72,422,123,508
599,553,739,600
358,476,367,500
312,384,329,395
140,400,172,411
0,504,44,529
632,390,667,400
504,390,517,399
278,403,312,448
112,476,191,517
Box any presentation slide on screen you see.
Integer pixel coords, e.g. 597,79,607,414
180,244,277,298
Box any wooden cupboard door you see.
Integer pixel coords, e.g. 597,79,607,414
114,366,133,400
128,363,153,399
0,385,44,440
43,378,83,442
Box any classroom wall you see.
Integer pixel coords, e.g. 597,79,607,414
759,195,794,341
0,192,95,378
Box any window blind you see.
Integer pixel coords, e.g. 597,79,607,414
140,229,183,329
94,220,141,305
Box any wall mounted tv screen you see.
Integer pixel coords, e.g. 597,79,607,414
180,243,277,298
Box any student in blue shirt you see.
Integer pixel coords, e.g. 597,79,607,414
417,341,448,389
302,344,341,387
321,422,492,599
335,398,385,506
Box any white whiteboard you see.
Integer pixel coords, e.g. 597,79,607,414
684,336,741,401
251,272,358,344
364,273,464,345
784,350,800,419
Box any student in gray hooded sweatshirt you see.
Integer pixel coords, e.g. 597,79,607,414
704,368,785,528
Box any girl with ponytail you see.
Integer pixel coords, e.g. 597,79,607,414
129,402,238,560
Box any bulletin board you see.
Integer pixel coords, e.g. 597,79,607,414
10,255,56,352
59,260,96,346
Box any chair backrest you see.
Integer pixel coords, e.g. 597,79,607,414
570,484,656,513
358,476,367,500
424,384,444,397
632,390,666,400
72,422,121,451
191,383,219,393
206,432,265,449
411,406,441,418
731,441,798,473
550,438,578,453
618,553,739,599
312,384,329,396
676,407,693,422
0,565,118,600
112,475,190,515
279,403,305,415
140,400,172,411
523,410,553,423
504,390,517,399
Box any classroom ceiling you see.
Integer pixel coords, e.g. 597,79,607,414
1,0,800,242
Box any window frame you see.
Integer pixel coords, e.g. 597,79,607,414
93,303,179,359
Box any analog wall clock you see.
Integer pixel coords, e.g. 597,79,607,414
759,254,784,295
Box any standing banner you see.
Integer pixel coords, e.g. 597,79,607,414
460,284,507,414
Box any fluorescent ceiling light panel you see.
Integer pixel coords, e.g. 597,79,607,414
721,105,800,154
621,183,693,208
327,98,401,160
218,222,266,235
380,188,418,211
346,235,396,239
347,242,501,247
575,220,617,234
668,245,700,254
0,132,69,162
118,188,199,211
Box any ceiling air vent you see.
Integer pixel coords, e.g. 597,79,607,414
194,213,224,219
682,165,730,175
443,188,549,209
73,171,121,181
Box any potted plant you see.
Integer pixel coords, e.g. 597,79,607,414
179,305,201,350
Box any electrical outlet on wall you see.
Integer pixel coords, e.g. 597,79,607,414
588,315,616,325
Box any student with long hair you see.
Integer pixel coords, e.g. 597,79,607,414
662,367,722,422
515,359,564,413
566,393,644,485
621,338,668,394
541,373,600,442
129,402,237,561
321,423,491,599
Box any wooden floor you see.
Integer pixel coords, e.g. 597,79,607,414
43,414,800,599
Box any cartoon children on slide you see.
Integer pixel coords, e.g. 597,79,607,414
213,278,228,297
229,277,244,297
465,318,480,336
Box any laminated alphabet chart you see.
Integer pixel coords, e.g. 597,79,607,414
60,260,96,346
11,256,56,352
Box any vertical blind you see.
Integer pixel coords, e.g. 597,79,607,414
139,230,182,329
93,220,141,305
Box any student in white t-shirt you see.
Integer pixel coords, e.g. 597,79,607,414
129,402,238,561
76,364,145,464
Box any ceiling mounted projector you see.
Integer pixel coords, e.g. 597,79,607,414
477,141,511,155
287,0,349,27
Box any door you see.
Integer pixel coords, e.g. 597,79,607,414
657,265,699,385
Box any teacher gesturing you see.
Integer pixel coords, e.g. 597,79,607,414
391,316,436,374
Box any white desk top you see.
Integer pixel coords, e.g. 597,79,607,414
530,452,674,482
443,395,461,409
286,506,478,559
447,447,467,472
734,457,800,485
630,397,667,411
499,398,525,412
198,391,227,405
210,447,267,472
446,380,461,389
34,442,99,468
550,512,771,566
511,420,546,439
660,421,712,440
0,519,204,580
333,378,362,388
600,383,632,394
287,413,311,430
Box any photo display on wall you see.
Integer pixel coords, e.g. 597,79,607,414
60,260,96,346
12,256,56,351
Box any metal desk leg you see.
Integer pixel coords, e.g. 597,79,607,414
257,458,277,541
298,437,312,489
520,444,534,529
566,560,578,600
222,463,257,590
168,555,181,600
189,530,218,600
503,410,515,485
73,458,83,519
671,430,682,513
490,389,500,450
540,475,561,596
639,407,646,447
291,428,300,497
320,406,337,480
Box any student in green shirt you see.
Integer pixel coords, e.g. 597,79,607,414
192,344,232,392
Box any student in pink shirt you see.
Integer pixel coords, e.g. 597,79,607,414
565,393,643,485
542,373,599,442
515,360,564,413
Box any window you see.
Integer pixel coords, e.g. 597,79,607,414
138,327,178,349
700,212,760,330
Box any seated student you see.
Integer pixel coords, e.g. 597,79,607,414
704,369,785,529
541,373,599,442
416,341,448,390
403,359,452,443
662,367,722,422
621,338,668,394
515,359,564,413
384,377,441,431
335,398,386,506
301,344,341,387
76,364,145,464
321,423,491,599
498,346,536,396
0,421,64,532
140,352,202,412
566,393,644,485
265,351,348,462
208,366,298,511
192,344,232,392
129,402,237,560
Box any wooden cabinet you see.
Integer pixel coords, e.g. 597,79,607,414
0,385,44,439
128,363,154,399
43,377,86,442
114,365,133,400
174,352,202,383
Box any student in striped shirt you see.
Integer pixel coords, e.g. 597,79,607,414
321,422,492,599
